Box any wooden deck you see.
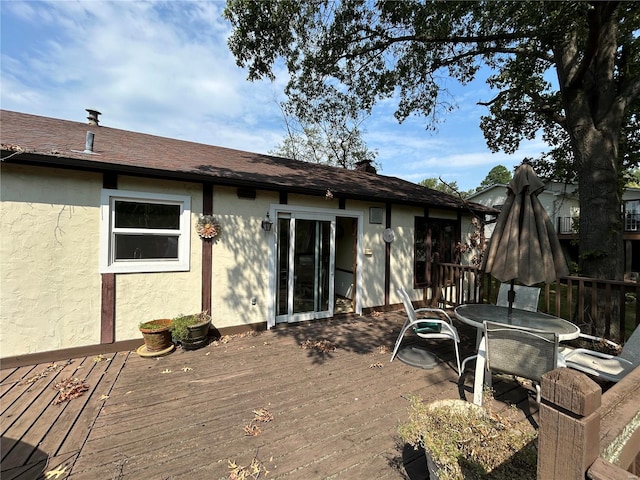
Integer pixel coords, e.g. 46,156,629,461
1,312,540,479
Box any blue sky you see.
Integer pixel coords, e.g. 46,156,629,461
1,1,549,192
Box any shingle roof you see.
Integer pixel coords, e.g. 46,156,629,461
0,110,493,214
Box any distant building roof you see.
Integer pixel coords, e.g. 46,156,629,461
0,110,494,214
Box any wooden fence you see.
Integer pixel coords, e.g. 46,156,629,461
430,260,640,343
537,367,640,479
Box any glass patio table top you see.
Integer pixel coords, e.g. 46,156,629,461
454,304,581,342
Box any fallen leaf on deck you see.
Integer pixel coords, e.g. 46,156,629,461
253,407,274,422
53,378,89,404
243,423,262,436
300,339,337,352
100,394,110,400
162,369,172,374
181,367,193,372
44,465,68,478
25,362,70,383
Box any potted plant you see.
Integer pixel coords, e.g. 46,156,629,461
398,396,537,480
170,311,211,350
138,319,174,356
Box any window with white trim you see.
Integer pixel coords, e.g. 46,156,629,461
100,189,191,273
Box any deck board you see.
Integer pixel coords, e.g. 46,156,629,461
1,312,542,479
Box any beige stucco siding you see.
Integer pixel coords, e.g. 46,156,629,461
1,164,103,356
209,187,278,330
357,201,387,308
389,205,419,305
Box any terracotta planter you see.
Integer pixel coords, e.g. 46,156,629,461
139,319,174,353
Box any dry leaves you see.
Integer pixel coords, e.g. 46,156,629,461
253,408,273,423
228,457,269,479
52,378,89,404
369,362,384,369
243,407,274,437
44,465,68,479
243,423,262,436
300,339,337,353
25,361,71,383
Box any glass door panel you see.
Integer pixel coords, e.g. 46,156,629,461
276,215,334,322
276,217,290,316
293,220,330,314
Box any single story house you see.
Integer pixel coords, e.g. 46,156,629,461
0,109,493,364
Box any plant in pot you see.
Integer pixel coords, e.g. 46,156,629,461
170,311,211,350
398,396,537,480
138,319,174,356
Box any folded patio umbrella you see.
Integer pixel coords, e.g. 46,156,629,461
481,162,569,314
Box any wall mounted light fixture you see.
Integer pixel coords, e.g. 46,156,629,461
261,212,273,232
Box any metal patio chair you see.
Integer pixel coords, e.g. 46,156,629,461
391,286,461,376
496,283,541,312
560,324,640,383
463,320,559,406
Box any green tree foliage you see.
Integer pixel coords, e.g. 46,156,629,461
419,177,473,198
224,1,640,285
477,165,513,191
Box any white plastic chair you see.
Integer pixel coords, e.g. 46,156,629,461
391,287,461,376
463,321,559,406
497,283,540,312
561,325,640,383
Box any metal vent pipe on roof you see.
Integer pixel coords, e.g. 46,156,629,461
84,131,95,153
86,108,101,126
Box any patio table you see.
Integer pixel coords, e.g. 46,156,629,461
455,303,580,348
455,304,580,405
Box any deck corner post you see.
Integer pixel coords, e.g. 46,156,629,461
537,368,601,480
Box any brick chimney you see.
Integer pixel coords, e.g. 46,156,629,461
355,159,376,174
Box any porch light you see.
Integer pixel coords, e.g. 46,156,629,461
261,212,273,232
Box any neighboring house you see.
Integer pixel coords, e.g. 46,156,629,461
0,109,493,361
469,182,640,277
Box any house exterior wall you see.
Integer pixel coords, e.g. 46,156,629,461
1,164,103,356
1,162,468,358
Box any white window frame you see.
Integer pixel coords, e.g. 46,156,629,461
100,189,191,273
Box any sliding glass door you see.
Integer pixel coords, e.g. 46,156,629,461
276,214,335,323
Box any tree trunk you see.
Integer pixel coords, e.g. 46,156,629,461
553,5,625,337
575,129,624,281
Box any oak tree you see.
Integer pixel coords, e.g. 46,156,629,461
225,1,639,285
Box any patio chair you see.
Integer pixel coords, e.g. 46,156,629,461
496,283,540,312
391,287,461,376
462,320,559,406
560,324,640,383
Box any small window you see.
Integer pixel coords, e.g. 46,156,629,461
100,189,191,273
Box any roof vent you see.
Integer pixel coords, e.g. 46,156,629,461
84,131,95,153
86,109,101,126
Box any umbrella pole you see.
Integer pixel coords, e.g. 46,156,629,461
508,279,515,320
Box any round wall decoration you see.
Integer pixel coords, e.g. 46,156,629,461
383,228,395,243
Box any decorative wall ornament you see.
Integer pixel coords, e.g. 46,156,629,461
196,214,221,239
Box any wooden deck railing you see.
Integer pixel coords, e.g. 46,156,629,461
430,260,640,343
537,367,640,479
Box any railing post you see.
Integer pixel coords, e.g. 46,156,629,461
537,368,601,479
